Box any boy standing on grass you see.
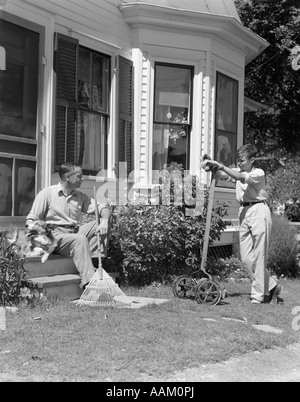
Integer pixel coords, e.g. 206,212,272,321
201,144,283,304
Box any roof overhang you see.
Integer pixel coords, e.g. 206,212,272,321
119,2,269,64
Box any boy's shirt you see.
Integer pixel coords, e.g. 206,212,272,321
235,167,268,203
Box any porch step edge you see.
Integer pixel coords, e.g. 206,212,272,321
27,274,81,288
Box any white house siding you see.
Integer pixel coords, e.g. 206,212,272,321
138,51,151,187
0,0,268,234
5,0,132,55
18,0,132,53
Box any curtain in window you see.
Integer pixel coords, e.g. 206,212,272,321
153,125,168,170
79,112,104,171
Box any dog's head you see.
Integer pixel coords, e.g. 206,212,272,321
25,221,53,248
26,220,49,236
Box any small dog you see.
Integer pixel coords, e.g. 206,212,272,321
25,220,58,263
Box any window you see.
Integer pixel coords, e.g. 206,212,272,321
0,18,40,217
77,48,109,173
215,72,238,188
55,35,110,175
153,63,193,171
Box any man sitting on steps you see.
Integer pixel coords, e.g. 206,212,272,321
26,162,111,289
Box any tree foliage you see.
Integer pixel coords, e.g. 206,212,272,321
235,0,300,154
266,153,300,220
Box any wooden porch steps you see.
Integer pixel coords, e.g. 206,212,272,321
24,254,119,300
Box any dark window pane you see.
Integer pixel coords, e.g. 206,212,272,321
15,160,36,216
92,53,109,112
0,20,39,139
216,73,238,133
0,157,12,216
78,48,91,108
154,65,191,124
0,139,36,157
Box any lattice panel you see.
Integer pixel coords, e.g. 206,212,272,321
208,245,233,259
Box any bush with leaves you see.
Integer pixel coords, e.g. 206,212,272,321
0,233,40,307
266,154,300,222
235,0,300,154
108,181,230,286
0,233,26,306
268,214,299,278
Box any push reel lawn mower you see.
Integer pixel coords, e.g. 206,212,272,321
173,165,227,306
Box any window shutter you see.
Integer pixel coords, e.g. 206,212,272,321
54,33,78,169
118,56,134,174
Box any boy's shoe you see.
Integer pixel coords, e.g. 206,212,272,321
269,284,284,304
276,295,284,304
251,298,262,304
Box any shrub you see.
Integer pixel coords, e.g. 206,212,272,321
108,185,230,286
0,233,26,306
268,214,299,277
285,201,300,222
267,154,300,222
0,232,40,307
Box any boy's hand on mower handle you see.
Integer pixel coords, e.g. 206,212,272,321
201,155,224,172
200,154,213,171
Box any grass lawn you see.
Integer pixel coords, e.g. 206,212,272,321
1,277,300,382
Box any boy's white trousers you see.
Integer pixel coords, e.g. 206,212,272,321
239,202,277,302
